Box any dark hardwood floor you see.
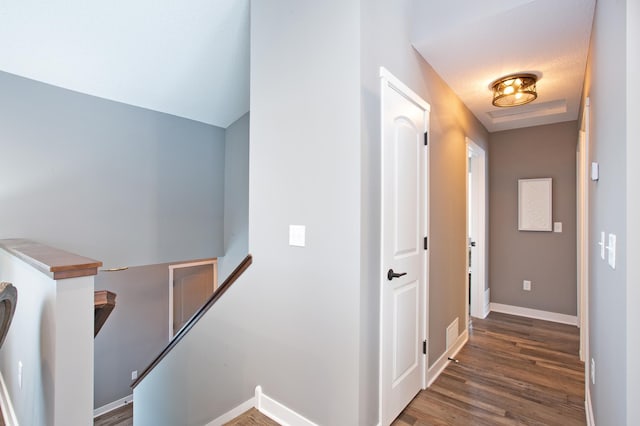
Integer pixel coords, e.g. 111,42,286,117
393,312,586,426
93,312,585,426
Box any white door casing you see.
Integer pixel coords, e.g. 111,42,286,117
466,139,487,319
379,67,430,426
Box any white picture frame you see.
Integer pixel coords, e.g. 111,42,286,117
518,178,552,231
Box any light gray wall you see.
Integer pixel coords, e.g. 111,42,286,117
360,0,490,383
93,264,170,409
218,112,250,281
626,0,640,422
581,0,629,423
489,121,578,315
134,2,362,425
0,71,225,268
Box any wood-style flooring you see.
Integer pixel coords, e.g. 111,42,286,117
93,312,585,426
393,312,586,426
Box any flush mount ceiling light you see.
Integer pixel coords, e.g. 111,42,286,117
490,73,538,107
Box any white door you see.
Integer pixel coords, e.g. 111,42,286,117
379,67,429,426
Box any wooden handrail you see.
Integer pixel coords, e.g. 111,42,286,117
131,254,253,388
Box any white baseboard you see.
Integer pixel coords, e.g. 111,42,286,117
0,370,18,426
586,385,595,426
93,394,133,418
206,396,256,426
490,303,578,326
426,329,469,387
256,386,318,426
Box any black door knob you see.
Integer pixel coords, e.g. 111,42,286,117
387,269,407,281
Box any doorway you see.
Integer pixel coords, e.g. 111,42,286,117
466,138,488,319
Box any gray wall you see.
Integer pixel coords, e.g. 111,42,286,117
219,112,250,281
582,0,634,423
0,71,226,268
489,121,578,315
94,264,170,409
626,0,640,422
135,2,362,425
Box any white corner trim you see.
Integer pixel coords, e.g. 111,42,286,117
490,303,578,326
255,386,318,426
205,396,256,426
93,394,133,418
586,385,595,426
0,371,18,426
482,288,490,319
426,329,469,388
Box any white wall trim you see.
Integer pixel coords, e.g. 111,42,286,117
426,329,469,387
93,394,133,418
482,288,491,319
0,370,18,426
490,303,578,326
205,396,256,426
256,386,318,426
586,385,595,426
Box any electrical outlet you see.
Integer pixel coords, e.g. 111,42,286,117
523,280,531,291
591,358,596,385
131,370,138,381
18,361,23,389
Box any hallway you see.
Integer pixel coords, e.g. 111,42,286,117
394,312,585,425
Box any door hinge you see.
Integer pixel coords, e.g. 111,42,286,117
424,236,428,250
424,131,428,146
423,340,427,355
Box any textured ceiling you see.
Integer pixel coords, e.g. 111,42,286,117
411,0,596,132
0,0,249,128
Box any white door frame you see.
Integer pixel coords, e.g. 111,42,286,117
378,67,429,426
577,98,590,367
466,138,488,319
168,258,218,339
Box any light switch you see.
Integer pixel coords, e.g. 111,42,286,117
553,222,562,233
289,225,306,247
598,231,605,259
591,162,599,181
607,233,616,269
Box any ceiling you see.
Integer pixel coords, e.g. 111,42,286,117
0,0,249,129
0,1,594,133
411,0,596,132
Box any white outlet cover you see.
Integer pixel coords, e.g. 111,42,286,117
553,222,562,233
591,162,599,181
523,280,531,291
289,225,306,247
599,231,606,259
18,361,23,389
131,370,138,380
591,358,596,384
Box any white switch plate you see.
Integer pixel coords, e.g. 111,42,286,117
553,222,562,233
599,231,606,259
523,280,531,291
607,233,616,269
131,370,138,380
18,361,23,389
289,225,306,247
591,162,599,181
591,358,596,384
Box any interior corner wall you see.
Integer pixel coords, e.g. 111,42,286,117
489,121,578,316
0,71,225,268
360,1,489,402
582,0,628,424
219,112,250,282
